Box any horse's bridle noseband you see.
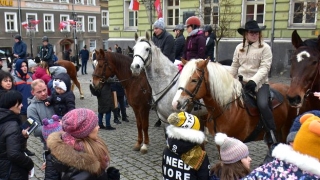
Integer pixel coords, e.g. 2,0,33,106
303,54,320,99
178,67,206,99
133,39,152,65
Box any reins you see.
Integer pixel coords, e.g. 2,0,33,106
304,59,320,98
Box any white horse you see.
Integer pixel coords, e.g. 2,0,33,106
130,32,207,122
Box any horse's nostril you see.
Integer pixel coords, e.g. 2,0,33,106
135,64,140,69
287,95,301,105
176,101,181,110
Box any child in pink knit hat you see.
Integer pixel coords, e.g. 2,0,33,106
42,115,62,141
210,133,251,180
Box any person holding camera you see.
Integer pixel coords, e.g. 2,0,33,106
0,90,34,180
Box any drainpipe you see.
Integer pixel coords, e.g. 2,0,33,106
18,0,22,34
269,0,276,77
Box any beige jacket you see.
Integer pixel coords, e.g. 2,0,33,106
230,40,272,91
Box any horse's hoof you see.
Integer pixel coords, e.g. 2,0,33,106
80,96,84,100
140,149,148,154
133,146,140,151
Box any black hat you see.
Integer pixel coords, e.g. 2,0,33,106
237,20,266,35
14,34,21,41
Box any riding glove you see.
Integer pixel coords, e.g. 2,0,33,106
245,80,256,93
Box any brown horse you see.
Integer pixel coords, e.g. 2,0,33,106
92,49,152,154
287,30,320,111
172,59,296,143
55,60,84,99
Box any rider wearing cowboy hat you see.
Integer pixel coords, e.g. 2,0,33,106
229,20,276,144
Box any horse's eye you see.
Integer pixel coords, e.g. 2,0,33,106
146,48,150,52
191,79,198,83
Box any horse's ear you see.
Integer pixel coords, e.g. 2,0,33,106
181,58,188,65
135,33,139,42
99,49,105,58
128,46,133,53
198,58,210,68
146,31,150,41
292,30,303,49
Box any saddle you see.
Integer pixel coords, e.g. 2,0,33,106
243,88,283,116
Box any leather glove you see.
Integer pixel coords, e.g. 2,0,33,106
89,84,101,97
245,80,256,93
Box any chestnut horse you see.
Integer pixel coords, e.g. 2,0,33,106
92,49,152,154
55,60,84,99
287,30,320,111
172,59,296,143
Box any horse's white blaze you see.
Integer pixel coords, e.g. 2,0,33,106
172,89,183,109
296,51,310,62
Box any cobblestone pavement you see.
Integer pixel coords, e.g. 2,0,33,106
26,62,291,180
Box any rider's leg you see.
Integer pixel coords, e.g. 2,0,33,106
256,84,277,144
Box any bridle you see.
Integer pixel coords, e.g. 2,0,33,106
92,60,112,86
178,67,207,99
304,59,320,98
133,39,152,65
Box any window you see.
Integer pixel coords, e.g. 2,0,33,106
43,0,53,2
5,12,17,32
90,40,96,51
166,0,179,26
26,13,39,32
87,0,95,5
75,0,83,4
103,39,108,50
60,14,70,32
76,16,85,32
102,10,109,27
289,0,317,28
43,14,54,32
60,0,69,3
204,0,219,25
124,0,138,30
88,16,96,32
243,0,265,25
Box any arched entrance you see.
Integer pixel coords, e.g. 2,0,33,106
60,38,74,51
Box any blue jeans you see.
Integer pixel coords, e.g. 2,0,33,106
98,111,111,127
81,59,88,74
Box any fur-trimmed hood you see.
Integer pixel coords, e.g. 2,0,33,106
272,143,320,176
47,132,101,174
166,125,205,144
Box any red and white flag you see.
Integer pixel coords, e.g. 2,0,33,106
154,0,162,18
59,21,68,30
30,19,40,25
21,21,28,29
129,0,139,11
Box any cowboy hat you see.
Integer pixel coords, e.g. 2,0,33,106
237,20,266,35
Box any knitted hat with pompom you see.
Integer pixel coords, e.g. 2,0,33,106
215,133,249,164
42,115,62,141
167,112,200,130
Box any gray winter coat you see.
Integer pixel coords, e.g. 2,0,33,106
27,96,55,137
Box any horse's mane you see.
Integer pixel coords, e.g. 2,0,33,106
181,60,242,107
137,37,172,67
303,38,318,48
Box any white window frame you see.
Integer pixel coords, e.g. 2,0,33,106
124,0,138,30
60,14,70,32
164,0,179,27
288,0,318,28
102,10,109,27
4,12,18,32
60,0,69,3
43,0,53,2
43,14,55,32
26,13,39,32
241,0,265,26
90,40,96,51
204,1,219,25
75,0,84,4
87,0,95,5
76,15,85,32
88,16,96,32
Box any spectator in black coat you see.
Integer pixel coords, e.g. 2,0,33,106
111,76,129,123
0,90,34,180
114,44,122,54
79,45,90,75
173,24,185,61
63,49,71,61
90,78,116,130
204,25,216,62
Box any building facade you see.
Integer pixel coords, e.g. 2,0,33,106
0,0,107,60
107,0,319,74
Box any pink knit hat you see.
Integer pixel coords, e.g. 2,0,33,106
215,133,249,164
62,108,98,139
